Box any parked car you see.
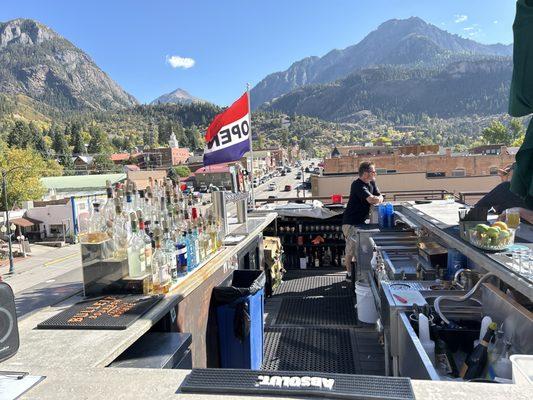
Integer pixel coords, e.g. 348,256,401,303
268,183,276,191
296,172,302,179
281,170,286,176
284,184,292,191
199,185,209,193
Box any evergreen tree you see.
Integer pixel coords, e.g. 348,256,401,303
30,122,51,158
7,121,32,148
70,121,85,155
52,130,73,172
87,124,110,154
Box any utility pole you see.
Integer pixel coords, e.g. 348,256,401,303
2,171,15,274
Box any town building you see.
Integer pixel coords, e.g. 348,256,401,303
194,164,234,189
324,145,515,177
138,132,190,169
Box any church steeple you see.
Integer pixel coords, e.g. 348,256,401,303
169,130,179,148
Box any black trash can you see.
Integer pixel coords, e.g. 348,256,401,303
213,270,265,369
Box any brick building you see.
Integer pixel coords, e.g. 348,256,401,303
324,146,515,177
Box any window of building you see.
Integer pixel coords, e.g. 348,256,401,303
376,168,387,175
452,168,466,177
386,169,397,174
49,224,65,235
426,172,446,178
489,166,499,175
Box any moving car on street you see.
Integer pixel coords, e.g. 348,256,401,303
284,184,292,191
268,183,277,191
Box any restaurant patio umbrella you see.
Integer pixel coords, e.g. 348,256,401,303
510,0,533,208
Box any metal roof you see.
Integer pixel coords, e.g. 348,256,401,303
40,173,126,191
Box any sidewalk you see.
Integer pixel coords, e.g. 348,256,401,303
1,243,82,294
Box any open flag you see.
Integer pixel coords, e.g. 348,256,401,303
203,92,251,166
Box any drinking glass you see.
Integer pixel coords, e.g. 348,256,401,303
506,209,521,229
512,249,522,273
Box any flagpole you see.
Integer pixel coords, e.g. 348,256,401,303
246,83,255,208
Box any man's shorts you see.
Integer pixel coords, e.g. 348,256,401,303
342,224,359,264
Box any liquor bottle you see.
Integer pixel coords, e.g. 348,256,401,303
127,212,146,278
459,322,497,380
124,188,135,214
314,248,320,268
84,202,108,243
112,198,129,260
151,233,171,294
175,231,188,278
136,212,151,273
186,222,197,271
434,327,459,377
162,220,178,283
102,181,116,223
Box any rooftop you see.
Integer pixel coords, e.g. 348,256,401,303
40,173,126,191
195,164,230,174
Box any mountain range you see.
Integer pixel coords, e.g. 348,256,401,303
251,17,512,111
0,18,137,112
150,88,206,105
0,16,516,152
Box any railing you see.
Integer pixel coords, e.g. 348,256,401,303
457,191,489,205
254,189,454,204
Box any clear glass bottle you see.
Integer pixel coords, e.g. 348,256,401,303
127,212,146,278
112,198,129,260
102,180,116,224
151,234,171,294
162,220,178,284
84,202,108,243
186,221,197,271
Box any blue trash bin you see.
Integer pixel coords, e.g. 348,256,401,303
214,270,265,370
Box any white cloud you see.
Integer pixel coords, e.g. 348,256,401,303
454,14,468,23
166,55,195,69
493,20,499,24
463,25,482,38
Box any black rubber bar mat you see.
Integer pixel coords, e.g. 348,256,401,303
273,274,350,297
37,294,162,330
275,297,357,326
263,327,357,374
180,368,414,400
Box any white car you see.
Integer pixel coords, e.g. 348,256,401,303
268,183,277,191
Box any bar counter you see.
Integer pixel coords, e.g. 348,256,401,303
3,211,532,399
399,201,533,301
3,213,276,372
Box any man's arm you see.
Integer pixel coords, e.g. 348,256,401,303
368,183,384,205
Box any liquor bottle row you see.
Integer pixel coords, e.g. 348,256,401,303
80,178,224,294
284,245,346,270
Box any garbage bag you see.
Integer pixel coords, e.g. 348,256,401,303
213,270,265,305
234,301,251,342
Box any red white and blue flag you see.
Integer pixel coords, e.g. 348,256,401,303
203,92,251,166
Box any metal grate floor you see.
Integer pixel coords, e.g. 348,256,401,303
263,327,357,374
263,269,385,376
273,274,350,297
275,297,358,326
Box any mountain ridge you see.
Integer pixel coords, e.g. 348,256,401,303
150,88,207,105
0,18,138,112
251,17,512,109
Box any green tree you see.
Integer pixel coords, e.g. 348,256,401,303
70,121,85,155
52,129,74,171
7,121,32,148
87,124,111,154
482,120,509,145
509,118,525,144
92,153,115,174
0,147,62,209
173,165,191,177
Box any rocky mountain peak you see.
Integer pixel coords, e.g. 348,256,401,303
0,18,57,49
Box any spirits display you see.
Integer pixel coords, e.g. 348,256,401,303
268,218,345,270
80,178,224,294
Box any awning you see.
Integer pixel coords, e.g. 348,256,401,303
11,217,43,228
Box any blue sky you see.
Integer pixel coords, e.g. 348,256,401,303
0,0,516,106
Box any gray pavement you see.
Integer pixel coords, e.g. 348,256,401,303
1,244,82,294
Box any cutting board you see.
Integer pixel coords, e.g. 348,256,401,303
390,289,427,307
